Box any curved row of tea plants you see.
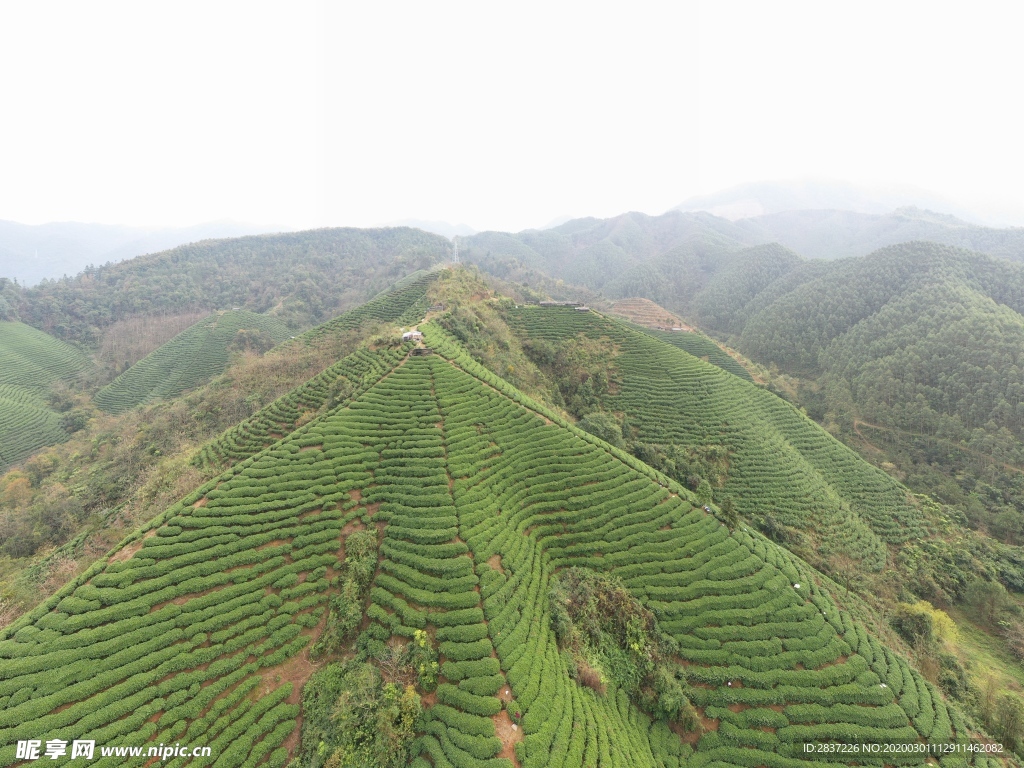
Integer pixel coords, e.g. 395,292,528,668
633,325,752,382
0,313,980,767
195,271,439,470
95,310,292,413
0,321,91,468
0,364,418,765
506,307,932,571
416,325,969,767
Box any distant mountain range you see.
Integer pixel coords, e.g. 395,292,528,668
0,219,289,285
673,178,1006,224
461,205,1024,296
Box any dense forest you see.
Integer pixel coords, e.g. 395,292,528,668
4,227,450,346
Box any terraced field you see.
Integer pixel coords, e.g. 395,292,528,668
95,311,292,413
634,326,752,382
0,314,982,767
507,307,931,571
0,321,91,468
194,271,439,470
608,298,689,330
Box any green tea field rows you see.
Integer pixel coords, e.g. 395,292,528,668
0,321,92,468
634,326,752,382
95,311,292,414
194,272,440,470
0,318,980,767
506,307,932,572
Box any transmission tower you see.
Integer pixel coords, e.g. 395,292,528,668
452,238,459,264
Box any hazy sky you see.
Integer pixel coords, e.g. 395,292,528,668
1,1,1022,232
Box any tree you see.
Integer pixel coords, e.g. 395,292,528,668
965,578,1011,626
327,663,421,768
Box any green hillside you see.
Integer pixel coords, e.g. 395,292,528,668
505,306,930,576
95,311,292,413
684,244,1024,552
463,211,750,297
0,321,91,468
11,227,451,346
463,209,1024,308
0,326,977,767
0,273,441,570
632,326,752,382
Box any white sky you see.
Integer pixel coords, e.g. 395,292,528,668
1,1,1022,232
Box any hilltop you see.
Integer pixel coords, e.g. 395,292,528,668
0,293,976,767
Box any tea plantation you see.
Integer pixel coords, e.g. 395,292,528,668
506,306,932,573
95,310,292,413
194,271,439,470
632,326,752,382
1,312,993,766
0,321,92,468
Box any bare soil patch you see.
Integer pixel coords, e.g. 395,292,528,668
493,710,523,766
107,529,158,565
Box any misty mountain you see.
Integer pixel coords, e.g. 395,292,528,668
674,178,990,223
0,219,287,285
735,207,1024,262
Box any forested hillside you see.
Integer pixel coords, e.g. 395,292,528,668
7,227,451,346
680,244,1024,549
462,209,1024,311
462,211,751,294
0,274,438,574
0,301,986,767
0,219,276,287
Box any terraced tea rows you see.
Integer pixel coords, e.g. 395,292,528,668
506,307,931,571
0,395,65,469
195,272,440,470
0,322,91,392
298,269,437,347
1,318,979,767
633,326,752,381
193,343,413,470
95,311,291,413
0,321,91,468
418,327,968,766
